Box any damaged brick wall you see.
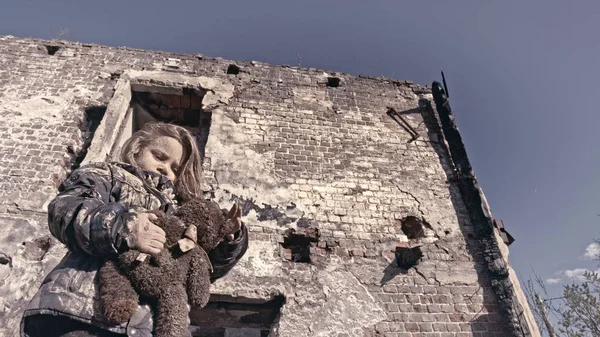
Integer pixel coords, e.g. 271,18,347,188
0,35,538,337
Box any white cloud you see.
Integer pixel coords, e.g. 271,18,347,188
545,268,600,285
582,242,600,260
545,278,562,285
544,243,600,285
563,268,590,282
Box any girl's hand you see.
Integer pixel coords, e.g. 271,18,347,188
225,203,242,241
129,212,167,255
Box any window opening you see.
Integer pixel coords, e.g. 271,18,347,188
326,77,341,88
190,295,284,337
226,64,241,75
44,45,60,55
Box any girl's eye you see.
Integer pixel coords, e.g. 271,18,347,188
152,150,167,161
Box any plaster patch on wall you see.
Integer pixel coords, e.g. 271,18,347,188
226,240,285,279
0,217,65,331
289,87,334,110
0,96,70,124
206,108,301,209
0,87,102,126
307,269,386,336
345,260,389,285
0,190,55,213
271,262,385,337
433,269,479,285
212,252,386,337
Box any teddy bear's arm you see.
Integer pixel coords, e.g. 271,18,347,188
186,250,211,308
98,259,140,324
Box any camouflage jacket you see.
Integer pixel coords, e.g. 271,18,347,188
20,162,248,337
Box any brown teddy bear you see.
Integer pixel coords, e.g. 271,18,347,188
98,198,240,337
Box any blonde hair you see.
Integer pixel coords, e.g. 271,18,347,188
120,122,203,202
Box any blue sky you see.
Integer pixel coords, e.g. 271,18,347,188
2,0,599,298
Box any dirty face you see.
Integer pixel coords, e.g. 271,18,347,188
135,136,183,182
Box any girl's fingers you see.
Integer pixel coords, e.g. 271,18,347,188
150,224,166,238
138,218,165,237
147,213,158,221
147,232,166,244
135,227,166,245
150,239,165,250
142,246,161,255
138,240,164,254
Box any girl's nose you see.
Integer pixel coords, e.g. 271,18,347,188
156,166,169,177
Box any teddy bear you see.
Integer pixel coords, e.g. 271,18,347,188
97,198,241,337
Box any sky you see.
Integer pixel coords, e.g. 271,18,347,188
1,0,599,300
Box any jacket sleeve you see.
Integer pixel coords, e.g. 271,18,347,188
208,223,248,283
47,163,132,256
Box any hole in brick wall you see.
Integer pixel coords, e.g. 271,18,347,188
0,253,11,266
326,77,341,88
190,294,284,337
226,64,240,75
44,45,60,56
395,216,430,269
395,242,424,269
110,72,121,80
281,227,319,263
400,216,429,240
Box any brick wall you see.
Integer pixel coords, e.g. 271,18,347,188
0,35,536,337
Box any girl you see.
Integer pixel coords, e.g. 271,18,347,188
20,123,248,337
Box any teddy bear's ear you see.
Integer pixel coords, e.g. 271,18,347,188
221,203,242,236
226,203,241,220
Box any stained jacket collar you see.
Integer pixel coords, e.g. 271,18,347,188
111,162,174,192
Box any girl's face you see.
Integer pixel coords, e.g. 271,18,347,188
135,136,183,182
